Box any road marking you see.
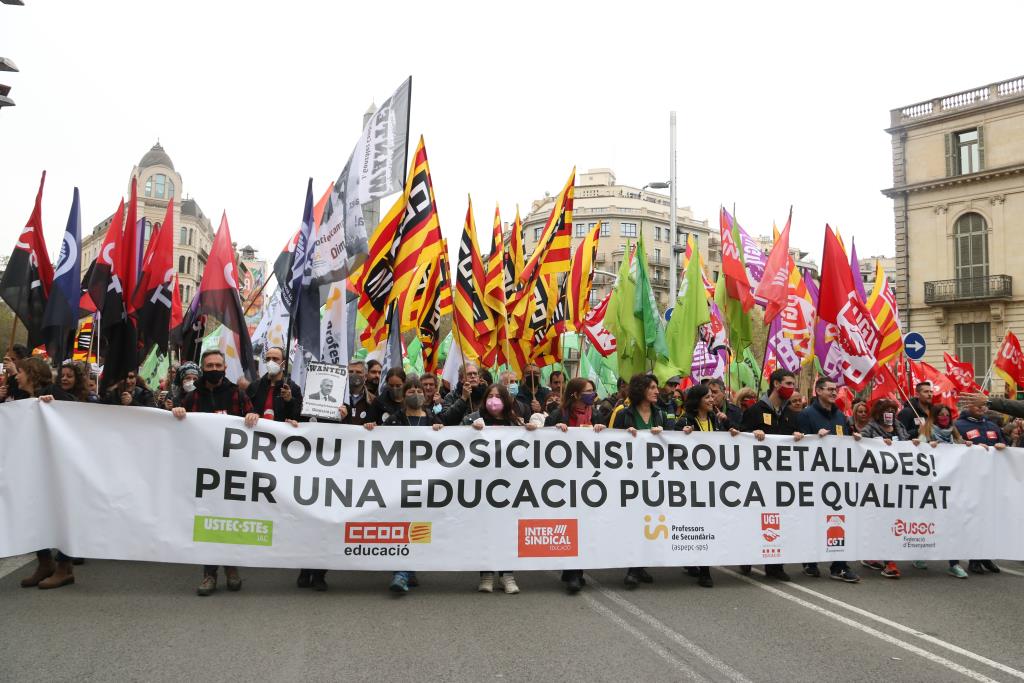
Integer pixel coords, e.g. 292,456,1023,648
720,568,1002,682
0,554,33,581
748,568,1024,680
579,591,710,682
584,574,754,683
997,566,1024,578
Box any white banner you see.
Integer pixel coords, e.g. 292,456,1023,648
2,400,1023,570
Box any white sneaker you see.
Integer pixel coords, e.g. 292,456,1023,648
478,572,495,593
499,574,520,595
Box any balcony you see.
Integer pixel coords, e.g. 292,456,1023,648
924,275,1012,304
891,75,1024,127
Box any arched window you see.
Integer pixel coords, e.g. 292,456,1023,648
954,212,988,297
145,174,176,200
179,255,187,274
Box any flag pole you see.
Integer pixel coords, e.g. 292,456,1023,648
241,275,273,317
7,315,18,353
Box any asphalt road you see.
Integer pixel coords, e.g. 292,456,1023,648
2,555,1023,682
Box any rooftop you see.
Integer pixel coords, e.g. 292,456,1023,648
889,75,1024,129
139,141,174,171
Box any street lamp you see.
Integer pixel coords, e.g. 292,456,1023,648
643,112,678,301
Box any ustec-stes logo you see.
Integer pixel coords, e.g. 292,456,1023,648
826,514,846,550
518,519,578,558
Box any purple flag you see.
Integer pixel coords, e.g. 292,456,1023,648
849,238,867,302
765,314,802,373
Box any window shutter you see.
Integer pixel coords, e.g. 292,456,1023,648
945,133,954,177
977,126,985,170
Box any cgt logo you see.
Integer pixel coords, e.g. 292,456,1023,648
345,522,432,544
892,519,935,537
518,519,578,558
826,514,846,549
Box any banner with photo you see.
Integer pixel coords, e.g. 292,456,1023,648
2,400,1023,569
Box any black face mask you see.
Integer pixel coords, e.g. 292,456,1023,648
204,370,225,385
470,384,487,403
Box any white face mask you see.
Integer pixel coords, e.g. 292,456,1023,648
265,360,282,377
182,380,196,393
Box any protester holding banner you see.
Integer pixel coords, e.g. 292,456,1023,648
59,360,95,403
705,378,743,430
922,404,963,446
165,362,199,409
740,368,804,581
172,349,255,596
799,378,862,583
245,346,302,425
851,400,870,433
613,374,665,588
898,382,933,439
367,367,406,425
101,370,156,408
466,382,537,594
339,360,373,425
14,356,78,589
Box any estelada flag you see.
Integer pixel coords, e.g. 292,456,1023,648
994,331,1024,390
0,171,54,348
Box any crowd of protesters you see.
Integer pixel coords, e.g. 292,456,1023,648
3,342,1020,595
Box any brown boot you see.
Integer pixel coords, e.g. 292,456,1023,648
225,566,242,592
37,561,74,589
20,558,56,588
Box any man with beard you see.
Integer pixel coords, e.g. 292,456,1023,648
515,363,550,418
704,377,743,430
444,362,487,416
341,360,373,425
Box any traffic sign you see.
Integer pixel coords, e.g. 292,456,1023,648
903,332,927,360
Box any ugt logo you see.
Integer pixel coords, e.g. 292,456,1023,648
761,512,781,543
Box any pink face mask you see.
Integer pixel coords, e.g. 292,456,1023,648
485,397,503,414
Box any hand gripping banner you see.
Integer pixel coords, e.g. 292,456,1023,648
1,401,1023,570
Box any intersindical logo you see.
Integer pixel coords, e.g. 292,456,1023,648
518,519,578,558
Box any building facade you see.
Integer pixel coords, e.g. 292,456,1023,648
519,168,715,310
81,142,216,307
883,75,1024,383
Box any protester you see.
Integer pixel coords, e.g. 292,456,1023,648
101,369,156,408
172,350,255,596
740,369,804,581
339,360,374,425
445,362,486,414
851,399,870,433
13,356,78,589
59,360,95,403
898,381,933,439
595,377,627,426
674,383,739,588
788,393,807,412
545,377,605,593
359,377,445,594
166,362,200,408
1003,418,1024,447
245,346,302,425
705,377,743,429
858,399,919,579
366,359,382,400
466,382,536,594
735,387,757,413
659,376,684,421
922,404,963,445
0,343,31,402
516,363,550,418
952,400,1006,575
798,377,861,583
612,373,665,588
368,367,406,424
547,370,564,412
961,390,1024,420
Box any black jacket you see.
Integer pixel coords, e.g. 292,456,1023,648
179,379,253,417
246,375,302,422
741,397,802,435
340,391,374,425
101,385,155,408
897,398,931,439
32,383,76,402
384,410,442,427
674,412,730,432
611,404,666,430
368,392,402,424
797,401,853,436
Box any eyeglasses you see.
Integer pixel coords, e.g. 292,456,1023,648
465,371,479,377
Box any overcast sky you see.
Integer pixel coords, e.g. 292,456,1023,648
2,0,1023,278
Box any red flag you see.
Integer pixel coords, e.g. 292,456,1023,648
994,331,1024,390
818,225,880,390
719,208,754,312
909,360,958,412
944,352,982,393
867,364,902,409
136,199,176,353
119,177,140,316
836,386,855,416
754,208,791,322
582,291,616,357
169,273,184,349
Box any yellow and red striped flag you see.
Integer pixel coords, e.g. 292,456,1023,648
453,197,491,361
567,221,601,331
354,193,403,350
482,204,509,367
865,261,903,366
388,137,443,307
416,244,454,374
503,207,525,301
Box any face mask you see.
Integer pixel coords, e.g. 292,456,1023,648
485,396,503,414
265,361,282,377
432,403,442,415
507,382,519,398
883,412,894,426
349,375,365,391
581,392,596,406
391,386,404,401
405,394,424,410
777,386,795,400
182,380,196,393
741,397,757,409
203,370,225,385
936,415,951,428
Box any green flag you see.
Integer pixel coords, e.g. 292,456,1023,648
604,241,646,381
715,269,752,356
666,241,710,376
139,345,168,390
405,336,424,375
633,234,668,361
